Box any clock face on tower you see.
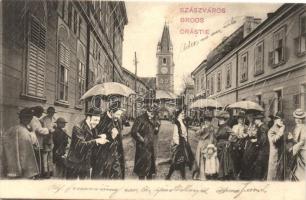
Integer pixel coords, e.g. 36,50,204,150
161,67,168,74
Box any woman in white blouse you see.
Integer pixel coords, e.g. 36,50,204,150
165,109,194,180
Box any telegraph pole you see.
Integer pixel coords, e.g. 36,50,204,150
134,52,138,92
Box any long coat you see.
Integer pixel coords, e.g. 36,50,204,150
215,124,235,179
66,120,97,172
114,119,125,179
241,123,269,180
193,124,216,180
2,125,39,178
267,124,285,180
131,112,156,177
91,112,122,179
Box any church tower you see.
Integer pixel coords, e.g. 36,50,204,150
156,23,174,93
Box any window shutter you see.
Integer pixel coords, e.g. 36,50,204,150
59,43,70,68
27,17,46,97
294,36,301,55
284,46,290,62
301,16,306,35
268,51,274,66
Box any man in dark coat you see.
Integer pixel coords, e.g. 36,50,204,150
131,105,157,180
91,100,124,179
52,117,69,179
66,108,109,179
241,113,269,180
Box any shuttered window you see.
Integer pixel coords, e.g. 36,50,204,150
58,43,70,101
26,16,46,98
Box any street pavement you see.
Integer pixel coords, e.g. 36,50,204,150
122,120,200,180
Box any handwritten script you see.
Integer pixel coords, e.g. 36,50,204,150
47,181,269,199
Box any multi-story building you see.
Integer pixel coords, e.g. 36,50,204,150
0,0,128,133
191,59,207,101
191,3,306,125
122,67,149,118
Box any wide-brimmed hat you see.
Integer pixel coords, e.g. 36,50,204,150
46,106,56,113
274,111,284,119
56,117,68,124
293,109,306,119
253,113,265,119
216,111,230,119
86,107,102,116
18,108,33,118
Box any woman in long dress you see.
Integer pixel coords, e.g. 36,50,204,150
166,109,194,180
215,110,235,180
193,111,216,180
289,109,306,181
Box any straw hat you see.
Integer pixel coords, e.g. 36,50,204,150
293,109,306,119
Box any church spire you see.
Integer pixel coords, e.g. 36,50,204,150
158,22,172,53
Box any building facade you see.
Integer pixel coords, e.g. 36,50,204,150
0,0,128,133
122,67,149,119
156,23,174,93
191,3,306,126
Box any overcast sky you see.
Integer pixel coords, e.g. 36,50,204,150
122,2,282,94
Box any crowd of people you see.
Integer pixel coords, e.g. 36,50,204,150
190,108,306,181
1,100,305,182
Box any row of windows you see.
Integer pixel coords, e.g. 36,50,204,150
197,12,306,96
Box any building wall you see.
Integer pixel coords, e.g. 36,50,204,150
1,1,128,134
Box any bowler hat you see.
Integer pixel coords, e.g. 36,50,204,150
293,108,306,119
216,110,230,119
18,108,33,118
274,111,284,119
86,107,102,116
56,117,68,124
253,113,265,119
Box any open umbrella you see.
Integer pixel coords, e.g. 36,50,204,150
190,99,223,109
155,90,177,99
227,100,264,112
80,82,136,100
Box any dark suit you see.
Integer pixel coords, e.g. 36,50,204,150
66,120,96,179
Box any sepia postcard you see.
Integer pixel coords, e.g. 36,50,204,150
0,0,306,199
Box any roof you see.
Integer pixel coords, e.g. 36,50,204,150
158,23,172,53
121,67,149,89
139,77,156,90
191,59,207,76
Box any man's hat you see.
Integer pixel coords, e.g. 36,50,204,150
86,107,102,116
293,108,306,119
274,111,284,119
216,110,230,119
237,111,246,118
56,117,68,124
204,110,213,119
108,99,121,113
253,113,265,119
18,108,33,118
46,106,56,113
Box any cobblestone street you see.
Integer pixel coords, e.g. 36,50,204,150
122,120,199,180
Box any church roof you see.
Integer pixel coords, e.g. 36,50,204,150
158,23,172,52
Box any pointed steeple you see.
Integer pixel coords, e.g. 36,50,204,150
157,22,172,53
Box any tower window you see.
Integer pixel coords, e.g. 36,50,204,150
163,58,167,65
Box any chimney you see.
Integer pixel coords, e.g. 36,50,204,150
243,16,262,38
267,12,274,18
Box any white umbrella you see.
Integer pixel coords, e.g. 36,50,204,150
227,100,264,112
190,99,223,109
80,82,136,100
